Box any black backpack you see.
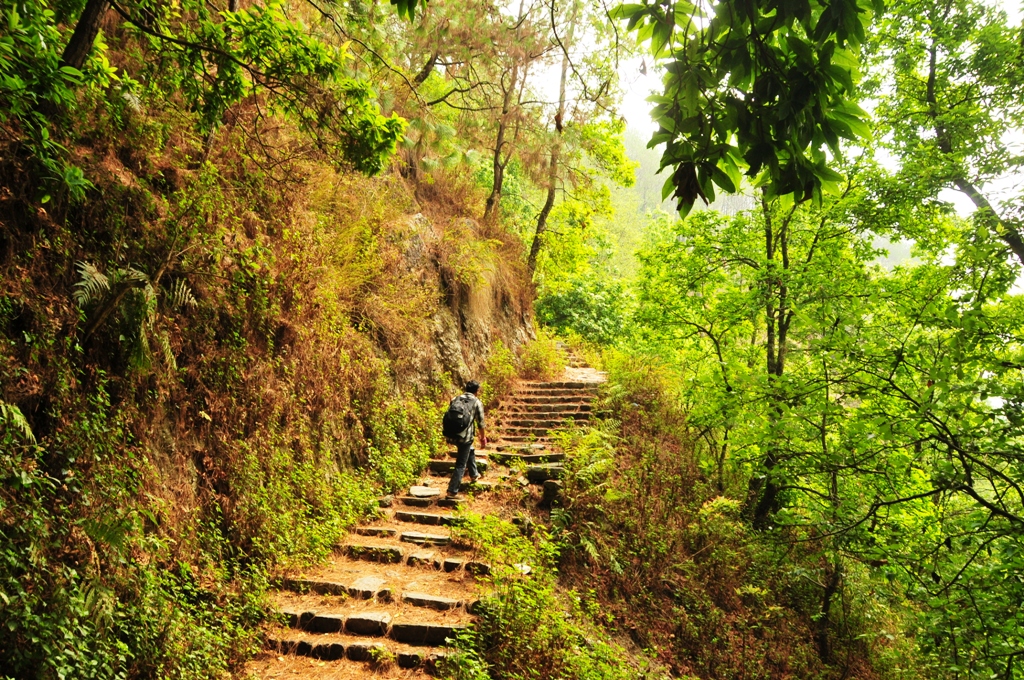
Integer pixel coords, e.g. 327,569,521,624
442,394,475,439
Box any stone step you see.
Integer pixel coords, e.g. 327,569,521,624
499,418,577,428
505,403,592,413
399,530,451,546
265,630,451,666
517,389,598,399
345,544,405,563
427,459,489,475
495,442,548,451
398,495,464,509
516,395,595,405
393,510,461,527
282,576,390,600
277,612,469,647
355,526,398,538
340,542,492,574
526,463,564,484
519,381,602,389
491,451,566,465
401,591,463,611
499,436,553,444
500,426,554,437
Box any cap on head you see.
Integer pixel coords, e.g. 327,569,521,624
465,380,480,394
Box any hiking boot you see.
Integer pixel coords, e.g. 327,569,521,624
446,491,460,499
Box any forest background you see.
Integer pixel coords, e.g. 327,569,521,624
1,0,1023,678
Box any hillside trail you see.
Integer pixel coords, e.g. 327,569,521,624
244,342,606,679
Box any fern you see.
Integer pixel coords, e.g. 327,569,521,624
73,261,110,307
157,331,177,371
1,401,36,443
167,278,197,310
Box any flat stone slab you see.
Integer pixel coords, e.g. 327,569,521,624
492,451,566,465
391,622,467,646
400,531,450,546
409,485,441,498
346,641,388,661
282,577,346,596
437,497,465,509
346,612,391,636
395,510,460,526
496,443,548,451
280,608,316,629
307,613,345,633
355,526,397,538
348,576,386,599
399,496,435,508
526,463,564,483
402,591,462,611
347,544,404,563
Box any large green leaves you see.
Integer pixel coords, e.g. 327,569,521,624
614,0,876,213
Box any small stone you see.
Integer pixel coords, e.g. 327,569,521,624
465,561,491,576
513,563,532,576
407,550,436,566
397,650,425,668
377,495,394,508
348,576,385,599
442,558,464,573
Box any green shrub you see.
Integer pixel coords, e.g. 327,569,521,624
480,339,518,409
520,328,564,380
535,276,630,346
445,511,665,680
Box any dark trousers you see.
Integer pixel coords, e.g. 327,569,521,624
447,440,479,495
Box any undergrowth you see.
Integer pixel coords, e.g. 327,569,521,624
543,350,924,680
442,510,666,680
0,110,531,679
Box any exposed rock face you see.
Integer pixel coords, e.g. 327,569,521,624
394,212,534,387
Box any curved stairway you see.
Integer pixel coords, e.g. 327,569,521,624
245,343,604,678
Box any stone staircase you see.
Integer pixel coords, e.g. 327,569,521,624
245,342,604,678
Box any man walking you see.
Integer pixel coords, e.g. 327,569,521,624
443,381,486,499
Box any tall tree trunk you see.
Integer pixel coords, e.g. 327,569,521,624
816,557,842,663
483,62,518,221
527,0,577,272
61,0,112,69
750,195,789,529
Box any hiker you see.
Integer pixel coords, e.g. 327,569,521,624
442,380,486,499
